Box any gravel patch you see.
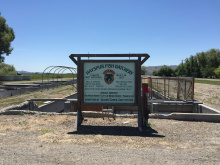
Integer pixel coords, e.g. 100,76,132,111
0,115,219,164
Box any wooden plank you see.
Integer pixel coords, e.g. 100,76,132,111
69,54,150,67
76,57,82,128
69,56,78,65
138,57,143,132
141,56,150,65
70,53,150,58
28,99,68,101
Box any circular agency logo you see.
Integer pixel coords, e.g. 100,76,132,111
103,69,115,84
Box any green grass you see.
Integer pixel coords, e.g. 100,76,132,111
148,122,154,127
0,85,76,110
23,73,76,80
195,79,220,86
38,129,54,134
19,112,25,115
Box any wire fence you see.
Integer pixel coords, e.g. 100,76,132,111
142,77,194,101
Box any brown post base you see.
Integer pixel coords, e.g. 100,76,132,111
74,110,83,131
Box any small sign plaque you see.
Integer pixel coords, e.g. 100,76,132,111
83,61,136,104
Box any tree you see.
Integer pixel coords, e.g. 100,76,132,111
214,66,220,78
174,64,181,76
194,56,201,77
152,70,158,76
201,66,215,78
184,58,190,76
0,12,15,62
156,66,174,77
141,66,147,75
0,63,16,75
175,49,220,78
189,55,194,76
197,52,207,69
208,49,219,68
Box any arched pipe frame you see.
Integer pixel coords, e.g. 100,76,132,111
42,66,77,89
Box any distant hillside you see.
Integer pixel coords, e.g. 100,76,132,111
17,71,42,74
17,70,31,74
145,65,177,75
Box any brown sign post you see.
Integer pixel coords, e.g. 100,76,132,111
69,54,150,132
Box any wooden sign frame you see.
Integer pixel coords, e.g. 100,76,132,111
69,54,150,132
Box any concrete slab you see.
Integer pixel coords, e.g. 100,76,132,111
150,113,220,122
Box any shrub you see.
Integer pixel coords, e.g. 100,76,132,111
0,63,17,75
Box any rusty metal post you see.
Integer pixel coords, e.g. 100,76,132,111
142,83,149,127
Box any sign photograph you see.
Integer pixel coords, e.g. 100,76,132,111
83,61,136,105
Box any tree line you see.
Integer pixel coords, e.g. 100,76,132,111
0,12,15,63
152,49,220,78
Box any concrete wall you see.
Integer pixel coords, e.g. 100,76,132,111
150,113,220,122
0,76,31,81
38,93,78,113
152,103,193,113
200,104,220,114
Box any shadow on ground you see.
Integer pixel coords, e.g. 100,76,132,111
68,125,165,137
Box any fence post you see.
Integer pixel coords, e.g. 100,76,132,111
184,80,187,100
142,83,149,127
192,77,195,100
164,79,166,100
168,79,170,99
177,77,180,100
150,77,152,99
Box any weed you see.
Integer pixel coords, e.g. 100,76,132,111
35,101,45,106
19,121,28,126
148,122,154,127
38,129,54,134
20,112,24,115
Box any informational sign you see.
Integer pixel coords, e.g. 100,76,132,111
83,61,136,104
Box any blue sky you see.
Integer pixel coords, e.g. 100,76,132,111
1,0,220,72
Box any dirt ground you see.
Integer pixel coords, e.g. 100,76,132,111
0,115,219,165
194,83,220,110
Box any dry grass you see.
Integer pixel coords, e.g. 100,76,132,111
0,115,219,150
0,115,219,164
0,85,76,109
194,83,220,110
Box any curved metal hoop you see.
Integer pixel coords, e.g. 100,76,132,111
42,66,77,88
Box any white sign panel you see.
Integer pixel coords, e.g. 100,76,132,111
83,62,136,104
